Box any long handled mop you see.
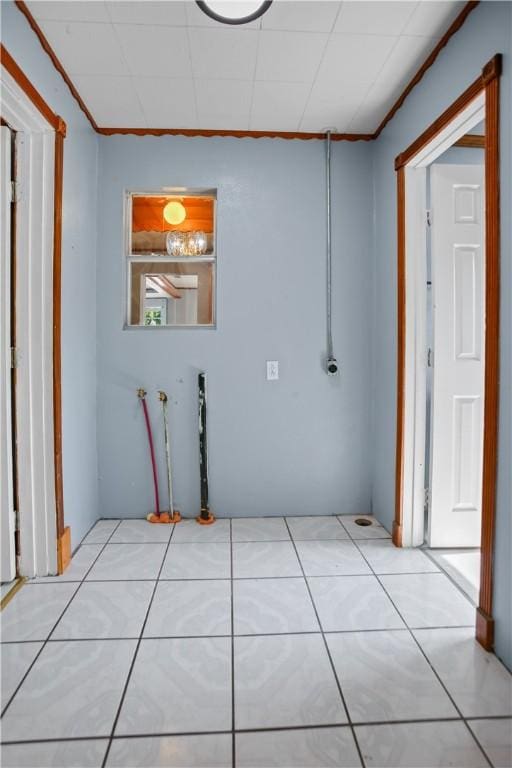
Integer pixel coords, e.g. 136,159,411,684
197,372,215,525
137,388,161,522
155,390,181,523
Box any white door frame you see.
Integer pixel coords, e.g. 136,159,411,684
0,64,58,576
401,92,485,547
1,125,16,582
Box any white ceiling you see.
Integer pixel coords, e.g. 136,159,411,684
25,0,466,132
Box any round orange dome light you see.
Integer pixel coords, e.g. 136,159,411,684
163,200,186,225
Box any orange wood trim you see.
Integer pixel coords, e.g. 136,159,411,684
454,134,485,148
476,607,494,649
14,1,98,132
394,55,501,653
0,577,26,611
11,0,478,143
53,130,65,541
482,53,502,85
374,1,480,140
97,127,373,141
395,75,483,170
57,526,71,574
0,44,64,134
393,166,406,550
477,71,500,650
12,0,478,143
395,55,501,169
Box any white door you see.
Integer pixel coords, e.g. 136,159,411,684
428,163,485,548
1,125,16,581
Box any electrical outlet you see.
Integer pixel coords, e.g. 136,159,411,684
266,360,279,380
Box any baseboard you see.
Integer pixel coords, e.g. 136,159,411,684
57,526,71,574
392,520,403,547
475,607,494,650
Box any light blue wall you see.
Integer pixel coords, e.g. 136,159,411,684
96,136,374,521
4,0,510,667
432,146,484,164
1,1,100,550
371,1,512,668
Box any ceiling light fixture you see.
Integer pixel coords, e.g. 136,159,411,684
163,200,186,225
195,1,273,25
166,231,208,257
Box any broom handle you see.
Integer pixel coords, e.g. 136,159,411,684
138,390,160,516
159,392,174,514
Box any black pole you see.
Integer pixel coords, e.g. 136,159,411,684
198,372,210,520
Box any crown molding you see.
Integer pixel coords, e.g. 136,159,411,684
15,0,479,142
96,127,373,140
15,0,98,131
373,1,480,139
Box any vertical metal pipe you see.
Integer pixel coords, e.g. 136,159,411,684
326,130,333,361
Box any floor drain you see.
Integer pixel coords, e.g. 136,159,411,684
354,518,372,527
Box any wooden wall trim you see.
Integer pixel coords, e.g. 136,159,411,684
57,526,71,573
395,76,483,169
396,55,501,169
0,44,65,135
96,127,373,141
14,0,98,132
394,54,501,653
374,1,480,139
482,53,502,84
14,0,478,142
454,134,485,148
477,70,500,650
53,130,65,545
393,166,406,549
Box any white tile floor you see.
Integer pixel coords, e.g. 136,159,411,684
1,515,511,768
425,548,481,605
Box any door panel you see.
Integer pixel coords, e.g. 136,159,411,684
428,164,484,548
452,395,481,511
1,124,16,582
454,245,482,360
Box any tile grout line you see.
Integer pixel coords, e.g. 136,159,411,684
78,520,125,548
73,517,106,554
229,518,236,768
347,528,495,768
76,538,395,544
100,523,176,768
0,520,124,720
282,518,367,768
80,540,201,546
0,623,479,645
3,714,512,748
23,569,457,586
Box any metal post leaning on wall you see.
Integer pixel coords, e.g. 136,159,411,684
197,372,215,525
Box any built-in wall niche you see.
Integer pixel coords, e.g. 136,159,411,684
125,189,216,328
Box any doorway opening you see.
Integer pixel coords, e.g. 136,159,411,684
422,121,486,605
394,55,501,651
1,48,68,578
